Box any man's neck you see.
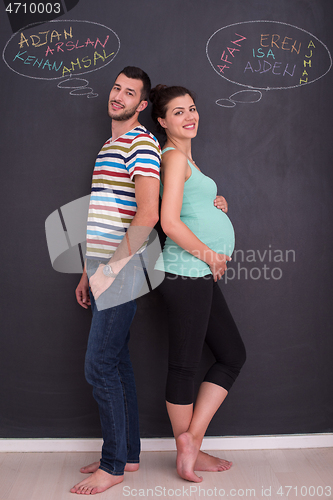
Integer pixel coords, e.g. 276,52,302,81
111,116,141,141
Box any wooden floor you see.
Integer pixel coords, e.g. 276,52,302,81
1,448,333,499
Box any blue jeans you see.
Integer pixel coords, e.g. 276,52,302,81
85,255,146,475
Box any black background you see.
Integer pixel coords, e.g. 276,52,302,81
1,0,332,439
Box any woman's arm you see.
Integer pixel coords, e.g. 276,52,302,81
160,150,230,281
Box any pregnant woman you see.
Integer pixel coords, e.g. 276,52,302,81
150,85,246,483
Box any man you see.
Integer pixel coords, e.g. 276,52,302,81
72,67,160,495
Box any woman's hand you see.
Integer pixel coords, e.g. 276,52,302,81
214,195,228,212
207,252,231,281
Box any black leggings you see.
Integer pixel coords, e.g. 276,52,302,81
158,273,246,405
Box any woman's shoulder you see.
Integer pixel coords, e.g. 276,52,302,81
161,146,175,154
160,148,189,185
162,150,189,182
162,147,188,166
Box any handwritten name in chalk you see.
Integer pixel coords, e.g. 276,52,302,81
252,48,276,59
12,49,115,76
244,59,296,77
19,27,73,49
217,33,246,74
61,50,115,77
13,50,63,72
45,36,110,56
300,40,316,84
260,34,301,54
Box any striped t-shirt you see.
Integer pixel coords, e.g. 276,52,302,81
86,125,161,260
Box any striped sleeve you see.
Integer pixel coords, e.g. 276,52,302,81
126,133,161,180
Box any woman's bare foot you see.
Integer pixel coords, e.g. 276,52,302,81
80,462,100,474
70,469,123,495
80,461,139,474
176,432,203,482
195,451,232,471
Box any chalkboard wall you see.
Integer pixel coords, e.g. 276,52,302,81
1,0,332,439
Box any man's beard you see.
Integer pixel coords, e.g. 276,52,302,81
108,101,140,121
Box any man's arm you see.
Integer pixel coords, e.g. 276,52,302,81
109,174,160,272
88,175,160,300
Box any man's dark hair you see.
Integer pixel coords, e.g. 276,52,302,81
117,66,151,101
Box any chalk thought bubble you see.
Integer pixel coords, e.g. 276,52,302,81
3,19,120,80
206,20,332,90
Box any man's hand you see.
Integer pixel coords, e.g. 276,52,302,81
75,272,91,309
89,265,115,301
214,195,228,212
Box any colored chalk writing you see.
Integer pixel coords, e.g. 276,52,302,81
300,40,316,84
206,21,331,91
217,33,247,74
3,19,120,81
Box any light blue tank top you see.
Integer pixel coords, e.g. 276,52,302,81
155,147,235,277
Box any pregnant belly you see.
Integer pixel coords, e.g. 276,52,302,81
184,210,235,257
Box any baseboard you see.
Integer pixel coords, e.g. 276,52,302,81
0,433,332,453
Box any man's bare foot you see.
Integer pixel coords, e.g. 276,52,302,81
195,451,232,471
70,469,123,495
176,432,202,483
80,461,139,474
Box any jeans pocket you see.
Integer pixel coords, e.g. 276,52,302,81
131,265,145,299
